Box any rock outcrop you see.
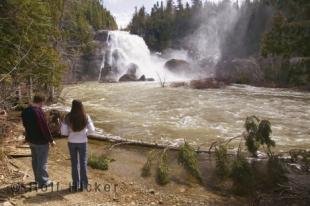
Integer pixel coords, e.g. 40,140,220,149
119,74,137,82
164,59,192,74
70,30,110,82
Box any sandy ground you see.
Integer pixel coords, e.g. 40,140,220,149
0,137,247,206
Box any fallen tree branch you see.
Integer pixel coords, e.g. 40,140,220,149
208,134,244,152
88,133,211,153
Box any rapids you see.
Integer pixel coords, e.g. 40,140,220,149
58,82,310,152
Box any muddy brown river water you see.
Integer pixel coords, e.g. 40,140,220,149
56,82,310,152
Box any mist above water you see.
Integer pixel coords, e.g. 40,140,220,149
184,1,239,62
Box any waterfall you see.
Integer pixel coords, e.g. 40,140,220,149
98,31,180,82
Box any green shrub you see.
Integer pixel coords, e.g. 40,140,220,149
156,151,170,185
244,116,275,157
88,154,110,170
178,142,202,182
215,145,230,179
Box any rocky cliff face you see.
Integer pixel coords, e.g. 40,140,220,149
77,30,109,81
63,30,109,83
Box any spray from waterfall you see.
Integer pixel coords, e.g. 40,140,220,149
182,1,240,75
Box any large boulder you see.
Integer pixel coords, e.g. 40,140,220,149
138,75,146,81
164,59,192,74
215,58,263,84
118,63,139,82
119,74,137,82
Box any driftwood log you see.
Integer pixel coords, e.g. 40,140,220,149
87,133,238,154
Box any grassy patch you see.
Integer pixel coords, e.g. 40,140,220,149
88,154,110,170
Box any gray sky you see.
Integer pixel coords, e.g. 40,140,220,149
102,0,241,29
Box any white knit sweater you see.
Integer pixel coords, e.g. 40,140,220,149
60,115,95,143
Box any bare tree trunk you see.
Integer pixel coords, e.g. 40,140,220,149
17,85,22,103
29,76,33,102
50,85,55,102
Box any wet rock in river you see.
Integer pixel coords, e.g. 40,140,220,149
164,59,192,74
119,74,138,82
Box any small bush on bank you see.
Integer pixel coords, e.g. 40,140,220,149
156,151,170,185
88,154,110,170
178,142,202,182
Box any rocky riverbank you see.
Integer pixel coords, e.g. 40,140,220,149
0,112,247,206
1,111,310,206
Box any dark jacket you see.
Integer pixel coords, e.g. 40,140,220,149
21,106,53,145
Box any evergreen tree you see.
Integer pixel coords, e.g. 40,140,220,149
0,0,117,101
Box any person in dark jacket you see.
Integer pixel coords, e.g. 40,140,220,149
21,94,56,187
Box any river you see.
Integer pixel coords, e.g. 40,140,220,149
58,82,310,151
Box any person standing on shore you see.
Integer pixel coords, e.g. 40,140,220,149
61,100,95,191
21,94,56,187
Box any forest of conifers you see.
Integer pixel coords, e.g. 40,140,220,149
129,0,309,87
0,0,116,102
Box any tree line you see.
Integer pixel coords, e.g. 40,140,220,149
128,0,309,87
0,0,117,105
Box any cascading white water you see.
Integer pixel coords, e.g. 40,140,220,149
100,30,183,82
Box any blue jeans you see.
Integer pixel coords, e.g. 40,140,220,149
29,144,50,186
68,143,88,189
